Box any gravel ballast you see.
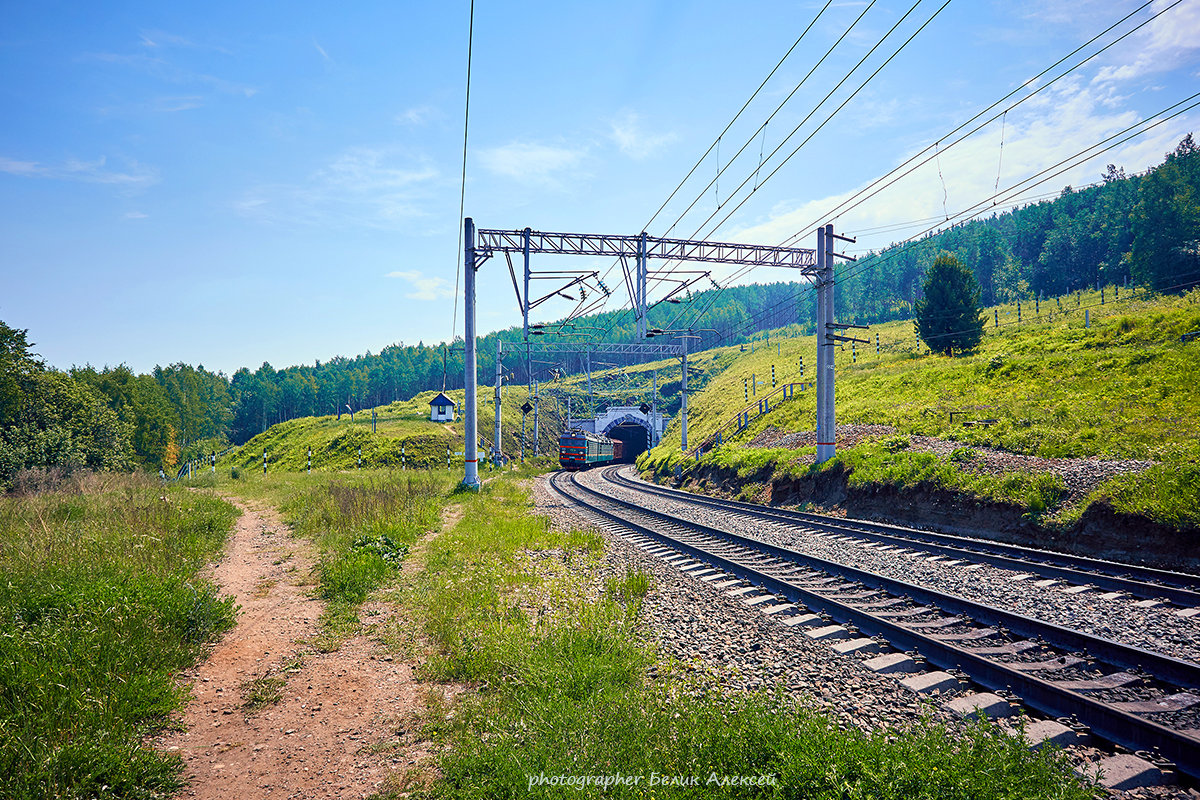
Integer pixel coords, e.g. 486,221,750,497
593,467,1200,666
530,471,1200,799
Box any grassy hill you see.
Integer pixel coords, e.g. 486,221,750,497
219,385,562,473
639,285,1200,536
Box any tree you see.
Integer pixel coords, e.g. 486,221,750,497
914,252,986,356
1130,134,1200,291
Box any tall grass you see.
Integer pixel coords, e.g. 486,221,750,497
402,476,1093,800
0,473,237,798
282,472,455,633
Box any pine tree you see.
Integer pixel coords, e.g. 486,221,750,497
914,252,986,356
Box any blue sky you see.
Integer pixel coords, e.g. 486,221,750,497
2,0,1198,375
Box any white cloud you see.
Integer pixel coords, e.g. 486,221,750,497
313,39,333,65
84,33,257,100
396,105,436,126
476,141,585,185
385,269,455,300
1092,0,1200,84
123,210,148,219
235,146,439,229
0,155,158,189
609,110,676,159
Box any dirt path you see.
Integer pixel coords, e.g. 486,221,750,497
158,497,441,799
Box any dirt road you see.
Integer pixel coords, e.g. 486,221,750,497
158,498,440,799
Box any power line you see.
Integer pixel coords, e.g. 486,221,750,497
613,0,938,340
685,0,953,245
778,0,1174,247
571,0,854,331
713,90,1200,341
676,3,1189,335
450,0,476,346
659,0,953,332
658,0,879,240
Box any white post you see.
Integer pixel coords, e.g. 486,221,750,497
680,337,689,452
533,378,540,456
463,217,481,490
494,338,503,466
651,369,658,446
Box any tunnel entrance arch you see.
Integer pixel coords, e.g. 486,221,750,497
602,414,654,463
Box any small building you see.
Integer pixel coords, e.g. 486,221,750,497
429,392,456,422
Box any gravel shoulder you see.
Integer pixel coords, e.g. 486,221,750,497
601,467,1200,666
533,470,1200,799
531,474,953,734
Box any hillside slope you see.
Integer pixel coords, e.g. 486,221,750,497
639,286,1200,567
220,385,562,473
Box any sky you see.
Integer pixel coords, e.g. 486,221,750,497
2,0,1198,375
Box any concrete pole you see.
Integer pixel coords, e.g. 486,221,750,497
493,338,503,466
463,217,481,490
586,345,592,413
636,232,648,338
651,369,658,446
533,378,540,456
680,337,689,452
816,224,836,463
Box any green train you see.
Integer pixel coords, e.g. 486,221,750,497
558,429,621,470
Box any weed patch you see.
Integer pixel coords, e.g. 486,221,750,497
281,472,455,636
0,476,237,798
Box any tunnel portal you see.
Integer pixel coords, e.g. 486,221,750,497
605,421,651,463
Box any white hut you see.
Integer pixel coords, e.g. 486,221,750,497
429,392,456,422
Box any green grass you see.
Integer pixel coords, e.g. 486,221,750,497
240,675,287,710
1079,463,1200,529
394,474,1095,799
0,473,238,799
270,470,457,638
222,386,558,475
642,287,1200,527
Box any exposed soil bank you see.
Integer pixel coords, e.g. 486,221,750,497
673,462,1200,575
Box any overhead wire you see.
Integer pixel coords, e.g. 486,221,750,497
776,0,1173,247
605,0,933,339
661,0,953,333
670,0,1180,333
449,0,476,347
712,90,1200,342
567,0,844,334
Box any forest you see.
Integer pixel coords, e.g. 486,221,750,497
1,136,1196,484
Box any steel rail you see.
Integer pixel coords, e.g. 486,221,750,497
607,467,1200,606
551,469,1200,780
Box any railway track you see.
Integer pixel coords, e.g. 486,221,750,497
605,466,1200,609
549,468,1200,786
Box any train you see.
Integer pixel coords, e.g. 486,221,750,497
558,429,623,471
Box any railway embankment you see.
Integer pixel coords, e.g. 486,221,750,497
643,427,1199,573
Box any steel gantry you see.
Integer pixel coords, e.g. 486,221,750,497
460,220,847,490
